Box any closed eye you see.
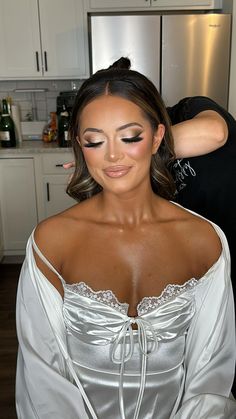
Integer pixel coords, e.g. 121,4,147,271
83,141,104,148
122,135,143,143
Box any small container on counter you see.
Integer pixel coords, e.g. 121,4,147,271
42,112,57,143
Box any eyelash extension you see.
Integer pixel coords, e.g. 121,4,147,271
122,135,143,143
83,134,143,147
83,141,104,148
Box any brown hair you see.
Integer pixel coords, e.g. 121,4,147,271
67,62,175,201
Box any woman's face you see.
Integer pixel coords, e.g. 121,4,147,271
78,95,165,195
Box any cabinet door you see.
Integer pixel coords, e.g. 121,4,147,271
0,0,42,78
43,175,76,218
38,0,88,78
89,0,151,8
88,0,221,10
0,158,38,252
151,0,221,9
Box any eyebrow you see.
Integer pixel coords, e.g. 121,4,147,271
117,122,143,131
82,122,143,135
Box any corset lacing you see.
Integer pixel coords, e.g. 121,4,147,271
111,317,158,419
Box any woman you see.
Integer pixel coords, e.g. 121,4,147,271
169,96,236,397
16,66,236,418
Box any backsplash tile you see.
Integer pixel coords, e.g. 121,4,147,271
0,79,85,122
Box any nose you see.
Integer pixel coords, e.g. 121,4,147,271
105,141,124,162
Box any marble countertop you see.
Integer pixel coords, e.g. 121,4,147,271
0,140,73,156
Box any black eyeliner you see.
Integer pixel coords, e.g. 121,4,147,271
122,134,143,143
83,141,103,148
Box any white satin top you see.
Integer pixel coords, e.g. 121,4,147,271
16,213,236,419
60,277,196,419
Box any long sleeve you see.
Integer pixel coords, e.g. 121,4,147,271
15,236,91,419
174,223,236,418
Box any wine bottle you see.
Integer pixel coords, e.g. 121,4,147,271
57,105,71,147
0,99,16,148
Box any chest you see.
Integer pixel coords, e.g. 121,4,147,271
61,226,200,316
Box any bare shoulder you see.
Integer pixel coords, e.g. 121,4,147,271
34,215,66,265
189,215,222,262
33,202,89,294
34,200,96,266
167,201,222,272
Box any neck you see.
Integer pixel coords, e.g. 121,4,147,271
96,184,162,227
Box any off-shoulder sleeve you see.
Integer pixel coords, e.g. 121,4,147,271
174,224,236,418
15,234,92,419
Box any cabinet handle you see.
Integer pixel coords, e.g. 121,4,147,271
46,182,50,201
35,51,40,72
44,51,48,72
55,164,63,167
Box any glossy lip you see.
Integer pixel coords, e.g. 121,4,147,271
103,165,132,178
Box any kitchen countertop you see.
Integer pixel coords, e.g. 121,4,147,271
0,140,73,156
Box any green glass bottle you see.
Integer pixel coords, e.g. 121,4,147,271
57,105,71,147
0,99,16,148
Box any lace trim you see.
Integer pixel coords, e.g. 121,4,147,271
137,278,198,315
64,281,129,315
64,278,199,316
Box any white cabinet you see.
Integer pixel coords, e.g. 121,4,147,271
89,0,150,8
0,0,41,78
0,151,76,255
0,0,88,79
88,0,222,10
38,0,88,78
37,153,76,220
0,158,38,254
42,174,76,218
150,0,222,8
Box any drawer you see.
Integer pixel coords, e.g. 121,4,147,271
42,153,74,174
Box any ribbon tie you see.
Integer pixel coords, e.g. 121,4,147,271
111,317,158,419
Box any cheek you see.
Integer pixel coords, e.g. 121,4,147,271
82,149,102,167
126,141,153,160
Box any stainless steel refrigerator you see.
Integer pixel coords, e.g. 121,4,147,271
89,13,231,108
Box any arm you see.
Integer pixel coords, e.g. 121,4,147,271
16,235,90,419
174,224,236,418
172,110,228,159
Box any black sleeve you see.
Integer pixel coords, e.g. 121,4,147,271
167,96,236,129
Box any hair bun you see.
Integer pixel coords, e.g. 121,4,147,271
108,57,131,70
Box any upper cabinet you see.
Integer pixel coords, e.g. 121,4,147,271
88,0,151,7
0,0,89,80
0,0,41,78
87,0,222,11
38,0,88,78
